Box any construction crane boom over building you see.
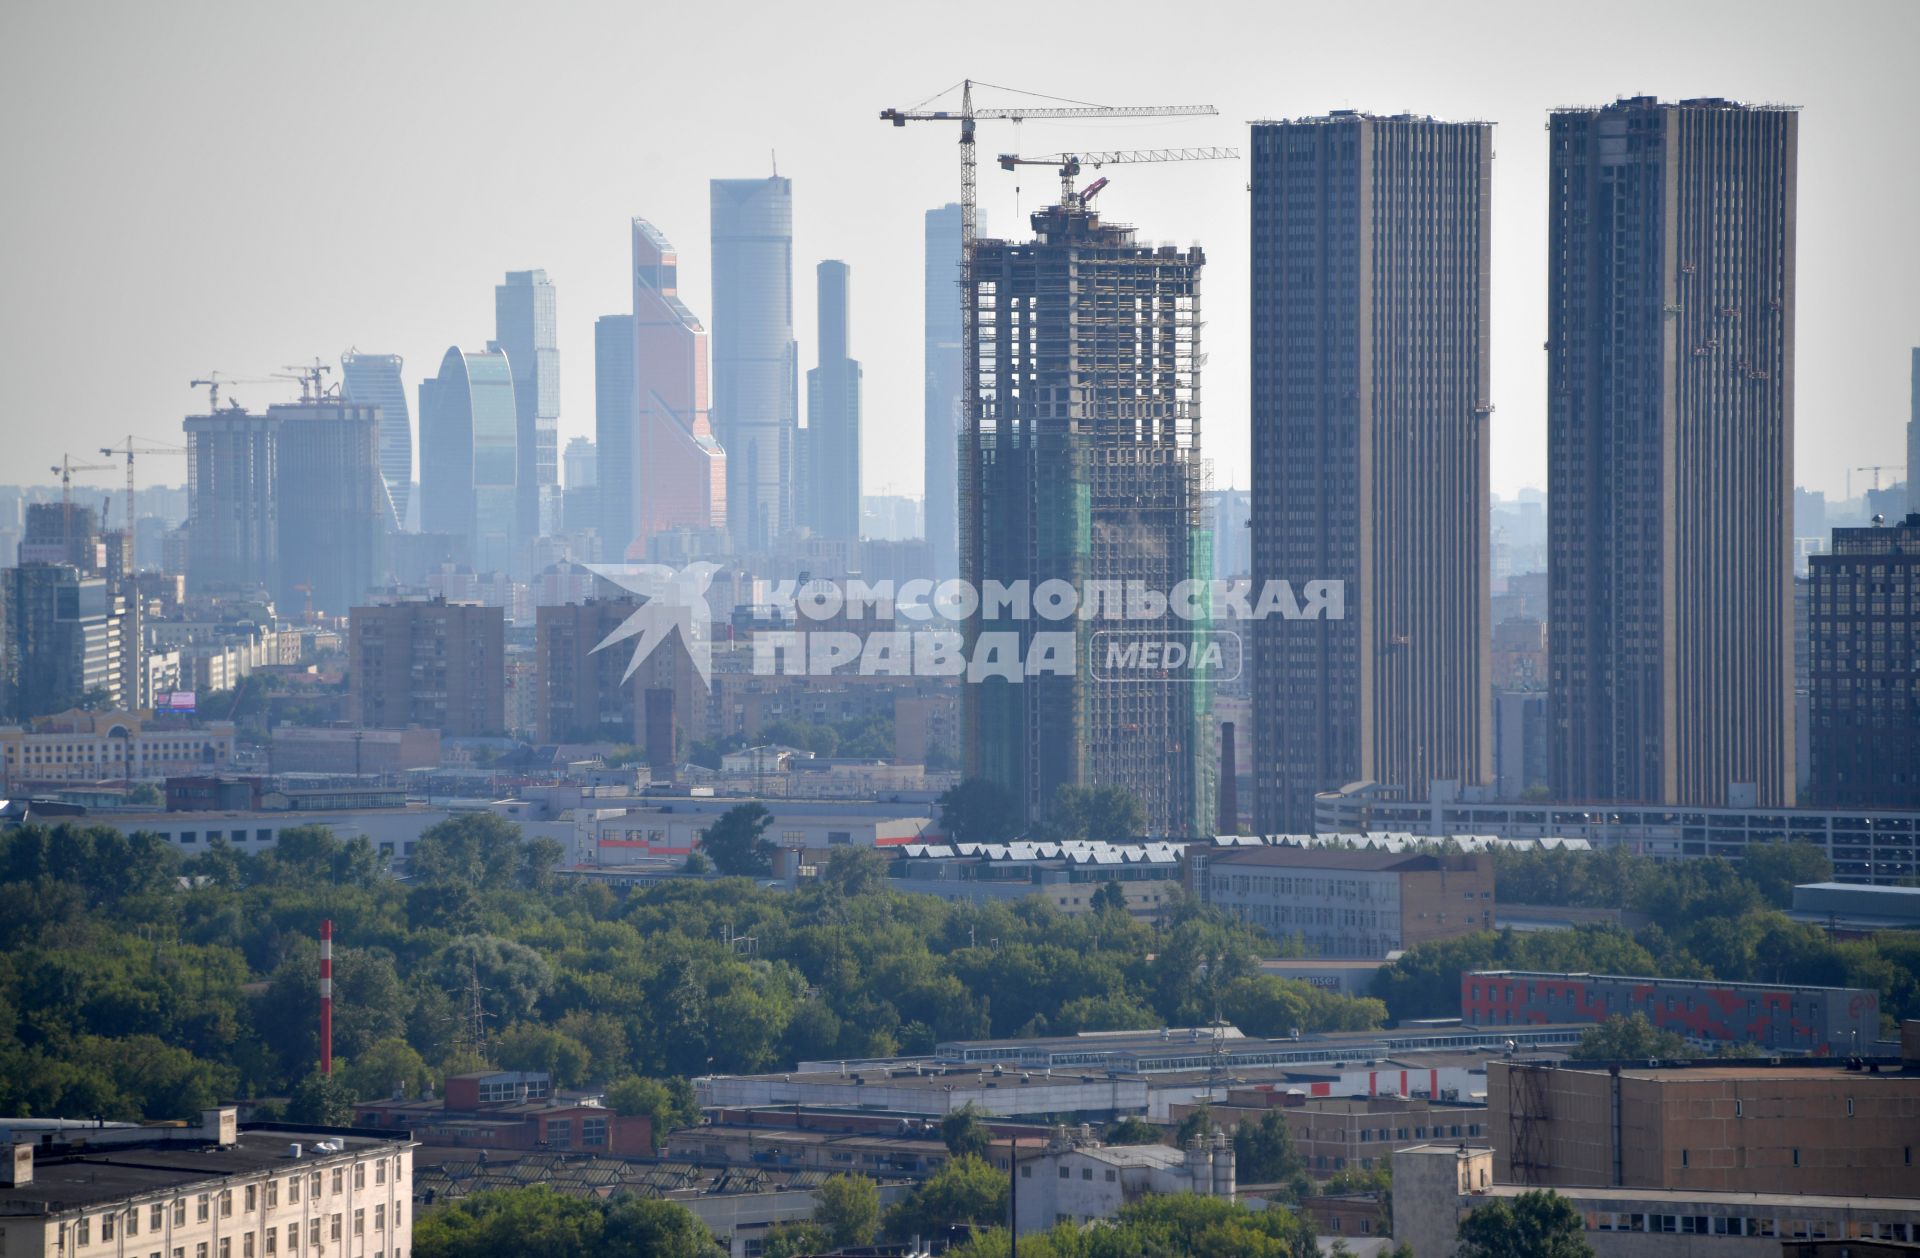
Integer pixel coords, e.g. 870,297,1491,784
997,147,1239,206
48,455,116,555
878,80,1218,581
99,436,185,532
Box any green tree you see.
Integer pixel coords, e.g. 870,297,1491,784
600,1195,728,1257
127,781,164,806
1176,1105,1216,1147
1739,840,1833,908
339,1037,433,1103
936,778,1021,843
409,813,562,893
941,1102,994,1160
1035,784,1145,841
885,1154,1008,1240
760,1221,832,1258
817,846,889,898
1233,1109,1310,1196
1453,1189,1595,1258
814,1172,881,1248
701,804,776,877
492,1023,593,1088
604,1076,700,1150
1106,1116,1162,1145
1570,1013,1687,1062
286,1071,355,1125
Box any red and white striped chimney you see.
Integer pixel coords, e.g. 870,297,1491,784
319,919,334,1076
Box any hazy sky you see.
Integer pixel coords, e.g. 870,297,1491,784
3,0,1915,505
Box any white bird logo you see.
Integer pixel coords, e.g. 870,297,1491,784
582,562,719,690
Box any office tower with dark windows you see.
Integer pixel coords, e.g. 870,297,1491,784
966,196,1211,836
270,397,380,618
1249,112,1495,833
562,436,598,536
805,259,862,542
925,203,964,580
418,346,519,575
709,178,796,551
184,405,280,594
594,313,636,560
1807,513,1920,807
339,350,411,529
1,564,128,719
1909,349,1919,516
629,218,726,557
1548,97,1797,807
495,269,561,543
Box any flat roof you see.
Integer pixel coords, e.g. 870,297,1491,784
1470,970,1874,996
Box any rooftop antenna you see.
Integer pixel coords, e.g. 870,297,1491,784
771,148,778,178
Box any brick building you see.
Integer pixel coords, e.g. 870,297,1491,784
1464,970,1880,1054
352,1070,650,1157
348,600,504,737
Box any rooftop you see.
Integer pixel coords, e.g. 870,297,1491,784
1471,969,1875,996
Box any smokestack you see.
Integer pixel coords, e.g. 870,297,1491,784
1216,722,1238,834
320,919,334,1076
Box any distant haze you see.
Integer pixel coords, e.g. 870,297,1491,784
2,0,1914,501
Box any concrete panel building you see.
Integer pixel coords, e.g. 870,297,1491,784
1197,844,1494,957
1465,971,1880,1055
966,196,1212,836
804,259,861,543
1487,1059,1920,1197
709,177,796,551
338,349,411,529
926,203,964,582
348,599,504,737
1808,512,1920,807
184,405,279,593
1250,111,1495,834
1548,98,1799,807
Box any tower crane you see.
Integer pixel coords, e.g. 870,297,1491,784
100,437,186,532
879,81,1218,575
49,455,117,557
996,147,1239,209
189,370,283,414
1852,465,1899,500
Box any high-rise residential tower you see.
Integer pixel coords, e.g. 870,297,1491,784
966,197,1212,837
339,350,411,529
709,177,796,551
925,203,964,581
1548,97,1797,807
418,346,519,575
1250,113,1495,833
1909,348,1919,516
495,270,561,542
629,218,726,558
184,405,280,593
805,259,862,542
594,313,636,560
271,397,380,617
1808,512,1920,808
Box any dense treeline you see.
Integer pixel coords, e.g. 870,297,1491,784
1374,843,1920,1027
0,814,1385,1121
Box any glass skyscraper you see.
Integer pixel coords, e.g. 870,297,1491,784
805,259,861,543
339,350,411,530
419,346,519,575
925,203,964,582
495,270,561,547
709,177,796,551
594,313,636,561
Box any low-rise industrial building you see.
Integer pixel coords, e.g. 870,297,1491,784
1393,1142,1920,1257
1165,1091,1489,1174
887,840,1186,916
1488,1057,1920,1197
353,1069,651,1156
0,1108,413,1258
1011,1127,1234,1235
1465,971,1881,1054
0,709,236,785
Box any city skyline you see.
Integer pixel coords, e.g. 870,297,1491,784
3,1,1913,507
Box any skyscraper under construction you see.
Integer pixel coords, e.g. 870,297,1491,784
964,194,1211,837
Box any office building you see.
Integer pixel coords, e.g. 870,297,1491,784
1465,971,1879,1055
0,566,129,721
966,195,1211,836
628,218,726,556
184,405,279,593
270,397,380,618
419,346,519,574
926,203,964,581
1,709,237,785
593,313,636,559
495,269,561,543
1809,512,1920,806
339,349,412,528
560,435,598,536
1487,1057,1920,1197
348,599,504,736
1196,844,1494,957
709,177,796,550
1912,349,1919,517
1250,112,1495,833
804,259,862,542
1549,98,1798,806
0,1108,414,1258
